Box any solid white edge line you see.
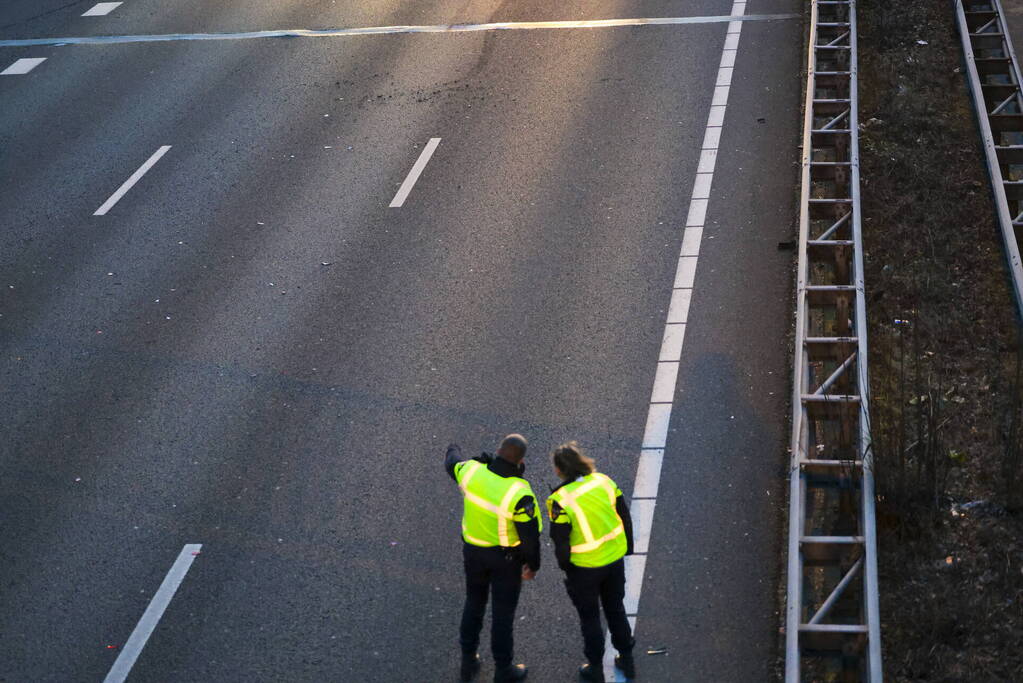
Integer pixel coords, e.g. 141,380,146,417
697,148,718,174
632,450,664,498
623,554,646,615
610,0,746,679
83,2,123,16
630,498,657,554
641,404,672,449
666,287,693,324
711,85,730,107
686,199,709,226
707,105,727,128
650,361,680,403
94,145,171,216
389,137,440,208
702,127,722,150
659,323,687,361
674,257,698,289
681,227,703,257
103,544,202,683
1,57,47,75
692,172,714,199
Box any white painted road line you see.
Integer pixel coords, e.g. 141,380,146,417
94,145,171,216
605,0,748,679
632,449,664,499
389,138,440,208
659,324,687,361
650,362,680,403
104,544,202,683
0,14,800,48
666,287,692,324
83,2,123,16
630,499,656,554
1,58,46,75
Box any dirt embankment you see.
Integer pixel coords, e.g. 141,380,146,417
857,0,1023,679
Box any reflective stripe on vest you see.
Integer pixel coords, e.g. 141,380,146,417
550,473,626,565
457,460,529,548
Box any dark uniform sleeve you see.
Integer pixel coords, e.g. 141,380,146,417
549,501,573,572
616,495,634,556
445,444,466,482
513,495,541,573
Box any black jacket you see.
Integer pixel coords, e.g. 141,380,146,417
549,476,634,572
445,444,541,572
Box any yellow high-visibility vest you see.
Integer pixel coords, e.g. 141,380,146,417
455,460,540,548
547,472,626,568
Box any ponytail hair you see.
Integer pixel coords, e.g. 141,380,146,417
551,441,596,480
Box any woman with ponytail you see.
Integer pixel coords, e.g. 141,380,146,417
547,442,636,682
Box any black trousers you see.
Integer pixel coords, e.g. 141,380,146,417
564,558,634,666
460,544,523,669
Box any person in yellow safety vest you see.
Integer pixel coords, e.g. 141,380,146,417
548,442,636,683
446,434,541,683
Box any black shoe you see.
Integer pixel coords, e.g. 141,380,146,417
460,653,480,682
493,663,528,682
615,653,636,680
578,663,605,683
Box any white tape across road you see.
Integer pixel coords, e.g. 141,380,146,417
0,14,798,48
604,2,749,680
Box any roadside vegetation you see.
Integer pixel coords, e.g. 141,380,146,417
857,0,1023,679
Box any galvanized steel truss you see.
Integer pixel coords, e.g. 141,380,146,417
785,1,882,681
956,0,1023,316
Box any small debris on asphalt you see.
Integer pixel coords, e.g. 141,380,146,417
646,647,668,656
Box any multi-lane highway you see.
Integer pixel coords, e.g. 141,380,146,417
0,1,801,680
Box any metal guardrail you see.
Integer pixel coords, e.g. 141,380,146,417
955,0,1023,318
785,1,883,680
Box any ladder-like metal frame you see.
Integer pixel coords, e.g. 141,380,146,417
785,2,882,680
956,0,1023,317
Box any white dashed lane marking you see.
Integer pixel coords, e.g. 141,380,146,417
1,58,47,75
83,2,123,16
604,1,749,680
94,145,171,216
103,544,202,683
390,138,440,208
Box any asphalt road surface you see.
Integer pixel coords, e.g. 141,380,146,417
0,1,802,681
1001,0,1023,69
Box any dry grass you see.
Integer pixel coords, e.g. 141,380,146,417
857,0,1023,679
